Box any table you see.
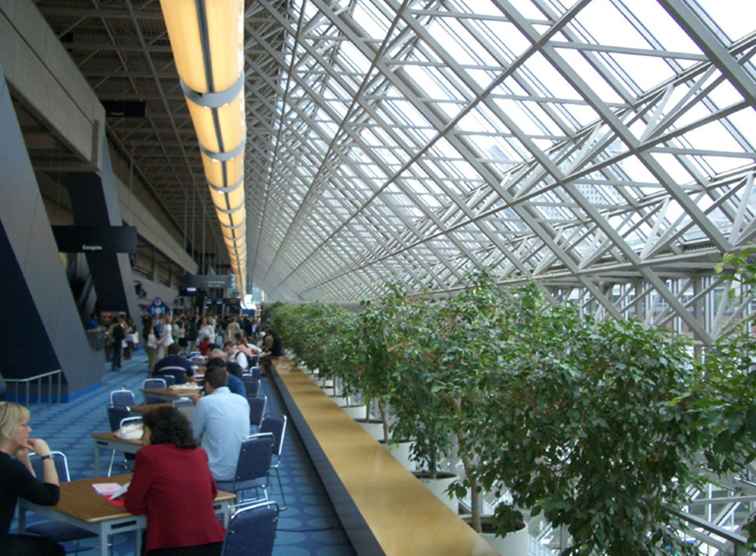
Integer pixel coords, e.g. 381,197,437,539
130,403,172,414
91,432,143,476
141,386,202,402
18,474,236,556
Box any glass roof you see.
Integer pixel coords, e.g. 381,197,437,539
245,0,755,344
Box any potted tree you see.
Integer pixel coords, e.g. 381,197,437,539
479,295,710,555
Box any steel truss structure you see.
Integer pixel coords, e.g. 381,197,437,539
241,0,755,345
30,0,756,551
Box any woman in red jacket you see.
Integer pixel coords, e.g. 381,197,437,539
125,406,225,555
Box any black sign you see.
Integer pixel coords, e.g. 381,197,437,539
52,225,137,254
182,273,233,289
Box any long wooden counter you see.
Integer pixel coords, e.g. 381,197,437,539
271,357,496,556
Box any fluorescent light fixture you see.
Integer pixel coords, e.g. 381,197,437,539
160,0,247,295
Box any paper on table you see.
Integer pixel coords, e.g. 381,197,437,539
92,483,121,496
109,482,130,500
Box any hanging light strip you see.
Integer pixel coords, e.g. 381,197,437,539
159,0,247,295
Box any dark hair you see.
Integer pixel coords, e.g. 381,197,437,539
142,406,196,449
204,366,228,389
235,333,247,345
227,362,243,378
207,343,218,351
206,358,227,371
167,343,180,355
223,341,233,349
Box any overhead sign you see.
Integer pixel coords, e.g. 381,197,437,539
52,225,137,254
183,274,234,289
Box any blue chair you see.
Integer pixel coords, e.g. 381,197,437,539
221,500,279,556
108,415,142,477
27,451,97,552
109,388,135,408
244,367,261,381
243,378,261,398
157,366,188,385
143,378,167,404
260,416,288,510
216,433,274,506
249,396,267,430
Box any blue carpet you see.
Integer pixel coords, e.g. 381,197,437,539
16,350,355,555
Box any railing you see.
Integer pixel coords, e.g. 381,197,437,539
672,507,752,555
3,369,64,404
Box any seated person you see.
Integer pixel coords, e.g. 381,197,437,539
224,341,249,371
153,344,192,384
125,406,225,556
234,333,260,357
0,402,64,556
197,337,211,356
191,367,250,482
207,348,227,362
224,362,247,398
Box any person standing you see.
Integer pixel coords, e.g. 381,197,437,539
145,323,158,373
156,316,174,361
0,402,64,556
110,317,125,371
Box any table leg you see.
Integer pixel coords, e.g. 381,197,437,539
99,523,109,556
18,504,26,532
94,441,100,475
135,526,142,556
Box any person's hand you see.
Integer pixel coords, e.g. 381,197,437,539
190,393,201,405
27,438,51,457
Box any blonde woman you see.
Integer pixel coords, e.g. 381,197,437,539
0,402,63,555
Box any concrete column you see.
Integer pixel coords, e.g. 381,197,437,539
0,67,103,394
62,136,142,332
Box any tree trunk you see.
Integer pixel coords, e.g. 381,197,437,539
378,399,389,444
469,475,481,533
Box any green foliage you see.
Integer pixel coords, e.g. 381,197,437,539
269,271,754,553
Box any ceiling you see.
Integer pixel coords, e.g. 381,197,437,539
35,0,756,345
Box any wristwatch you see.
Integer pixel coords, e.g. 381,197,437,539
40,454,52,461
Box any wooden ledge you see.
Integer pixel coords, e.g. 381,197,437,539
271,357,496,556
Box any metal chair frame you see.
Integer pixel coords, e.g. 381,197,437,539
109,388,135,408
249,395,267,429
142,378,167,404
260,416,288,510
108,416,143,477
221,500,279,556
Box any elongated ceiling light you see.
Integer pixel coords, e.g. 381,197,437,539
159,0,246,295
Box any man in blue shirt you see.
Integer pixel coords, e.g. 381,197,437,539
205,358,246,398
191,366,250,482
153,344,192,384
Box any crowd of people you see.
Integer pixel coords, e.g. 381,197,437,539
1,311,285,555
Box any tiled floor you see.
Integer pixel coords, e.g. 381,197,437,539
15,350,355,555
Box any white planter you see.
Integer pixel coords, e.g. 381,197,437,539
481,527,529,556
356,419,385,441
380,440,414,471
331,395,349,407
342,404,367,419
416,473,457,514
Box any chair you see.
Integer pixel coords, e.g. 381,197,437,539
108,415,142,476
243,378,261,398
27,451,97,552
221,500,279,556
216,433,274,506
158,366,188,384
249,396,267,430
161,374,176,387
109,388,135,408
244,367,261,381
143,378,167,404
260,416,288,510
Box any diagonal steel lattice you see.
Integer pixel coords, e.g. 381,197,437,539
244,0,755,346
36,0,755,346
